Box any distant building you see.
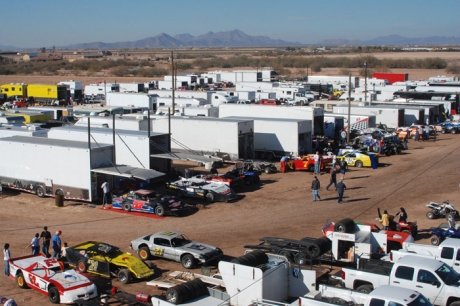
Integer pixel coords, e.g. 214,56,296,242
23,52,63,62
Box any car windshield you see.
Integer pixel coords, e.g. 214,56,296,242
435,263,460,285
407,294,433,306
171,235,192,247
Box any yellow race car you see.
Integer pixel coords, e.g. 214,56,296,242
337,151,378,168
66,241,153,283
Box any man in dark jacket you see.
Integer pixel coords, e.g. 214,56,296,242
311,176,321,201
336,179,347,204
326,167,337,190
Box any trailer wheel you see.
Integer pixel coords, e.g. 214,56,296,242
356,284,373,293
123,202,131,212
277,250,293,262
308,243,321,258
154,205,165,216
294,252,307,265
430,235,441,246
334,218,355,233
36,186,45,198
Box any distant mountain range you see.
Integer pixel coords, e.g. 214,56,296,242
1,31,460,51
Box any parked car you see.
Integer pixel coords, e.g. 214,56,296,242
337,151,378,168
8,254,97,304
111,189,190,216
166,177,238,203
66,241,153,284
130,230,223,269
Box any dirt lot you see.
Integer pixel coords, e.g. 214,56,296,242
1,133,459,304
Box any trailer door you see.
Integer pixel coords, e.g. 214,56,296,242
398,109,405,127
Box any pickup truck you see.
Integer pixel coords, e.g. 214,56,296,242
296,284,432,306
342,255,460,306
386,238,460,273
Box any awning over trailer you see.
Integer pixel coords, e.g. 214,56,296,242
92,165,164,180
151,152,222,163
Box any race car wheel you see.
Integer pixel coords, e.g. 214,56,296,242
48,286,60,304
16,272,28,289
205,192,215,203
253,175,260,183
244,177,252,185
138,246,151,260
181,254,196,269
452,129,457,134
441,129,446,134
265,167,271,174
430,235,441,246
118,268,132,284
123,202,131,212
355,161,363,168
154,205,165,216
77,259,88,272
36,186,45,198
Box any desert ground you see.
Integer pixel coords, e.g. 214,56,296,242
1,132,459,305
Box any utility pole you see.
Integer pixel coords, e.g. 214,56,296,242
347,73,352,144
171,51,175,114
364,62,368,105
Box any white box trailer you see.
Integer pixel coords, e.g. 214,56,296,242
219,104,325,136
307,76,360,89
147,116,254,161
220,91,256,102
47,126,170,173
27,107,73,119
254,92,276,101
375,100,437,124
155,105,219,117
155,97,208,108
236,81,278,92
57,80,83,100
75,114,150,130
0,125,48,138
118,82,145,93
323,113,377,132
84,83,120,96
106,92,156,110
333,105,405,129
149,90,237,106
367,104,425,126
225,116,312,157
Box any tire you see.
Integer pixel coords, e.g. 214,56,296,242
123,202,131,212
48,286,60,304
155,205,165,216
355,161,363,168
118,268,132,284
315,237,332,254
166,286,185,305
138,246,151,261
77,259,87,272
426,210,436,219
294,252,307,265
145,261,155,269
385,151,390,156
36,186,45,198
430,235,441,246
181,254,196,269
334,218,355,233
308,243,321,258
356,284,373,293
55,189,64,196
16,272,28,289
452,129,457,134
253,175,260,183
277,250,293,262
205,192,215,203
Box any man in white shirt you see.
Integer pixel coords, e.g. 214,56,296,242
101,180,110,209
313,151,321,175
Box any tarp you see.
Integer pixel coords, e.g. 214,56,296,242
92,165,164,180
151,152,222,163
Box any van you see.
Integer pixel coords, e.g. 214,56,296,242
259,99,280,106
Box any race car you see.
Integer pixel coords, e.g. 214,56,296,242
336,151,378,168
111,189,190,216
194,172,243,188
66,241,153,284
166,177,238,203
8,254,97,304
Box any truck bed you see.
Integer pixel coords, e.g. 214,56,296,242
356,258,393,276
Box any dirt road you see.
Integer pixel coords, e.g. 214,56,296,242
1,134,459,305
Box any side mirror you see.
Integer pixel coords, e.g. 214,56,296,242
433,281,441,288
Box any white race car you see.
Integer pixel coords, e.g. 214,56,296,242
8,254,98,304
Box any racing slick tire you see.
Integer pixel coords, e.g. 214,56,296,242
426,210,436,219
181,254,196,269
314,237,332,255
118,268,132,284
307,243,322,258
356,284,373,293
277,250,293,262
334,218,355,233
16,272,28,289
205,192,215,203
48,286,60,304
155,205,165,216
123,202,131,212
77,259,88,272
355,161,363,168
138,246,151,261
36,186,45,198
430,235,441,246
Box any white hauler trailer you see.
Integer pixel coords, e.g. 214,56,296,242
219,104,325,136
84,83,120,97
75,114,150,130
27,106,73,119
0,125,48,138
155,97,208,107
156,105,219,117
220,91,256,102
106,92,156,110
255,92,276,101
333,105,405,129
117,82,145,93
148,89,237,106
225,116,312,158
57,80,83,100
323,113,376,132
307,76,360,89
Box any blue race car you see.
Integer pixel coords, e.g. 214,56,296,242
112,190,190,216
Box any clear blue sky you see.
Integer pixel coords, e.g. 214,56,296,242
1,0,459,48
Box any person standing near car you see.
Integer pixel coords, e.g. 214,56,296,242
379,210,390,230
25,233,40,255
425,126,430,141
396,207,408,223
40,226,51,258
313,151,321,175
52,230,62,259
432,125,437,142
336,179,346,204
403,130,409,150
101,180,110,209
311,176,321,201
3,244,10,277
341,129,347,148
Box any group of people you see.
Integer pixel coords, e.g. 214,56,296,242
413,125,437,142
311,161,347,204
23,226,65,259
379,208,408,230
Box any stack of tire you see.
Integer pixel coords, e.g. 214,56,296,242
333,218,355,233
230,250,268,267
299,237,332,258
165,278,209,305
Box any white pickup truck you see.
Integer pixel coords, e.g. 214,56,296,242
294,284,432,306
386,239,460,273
341,255,460,306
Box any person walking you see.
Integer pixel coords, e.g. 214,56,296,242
396,207,408,223
403,130,409,150
101,180,110,209
414,127,420,142
379,210,390,230
341,129,347,148
52,230,62,259
432,125,437,142
26,233,40,255
326,166,337,191
338,160,347,180
311,176,321,201
3,244,10,277
336,179,346,204
40,226,51,258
